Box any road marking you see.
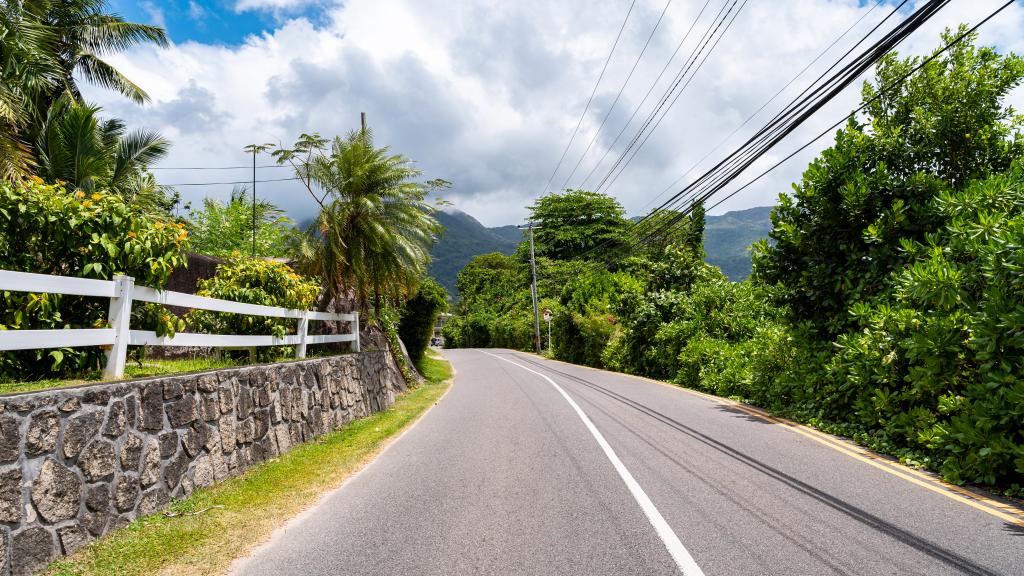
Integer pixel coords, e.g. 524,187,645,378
482,350,705,576
522,351,1024,527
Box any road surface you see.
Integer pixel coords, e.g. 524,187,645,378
234,349,1024,576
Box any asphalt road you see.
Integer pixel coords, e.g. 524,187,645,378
234,349,1024,576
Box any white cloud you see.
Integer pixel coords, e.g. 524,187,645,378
188,1,208,21
83,0,1024,226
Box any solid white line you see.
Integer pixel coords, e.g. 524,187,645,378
482,351,705,576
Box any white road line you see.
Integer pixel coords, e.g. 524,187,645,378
482,350,705,576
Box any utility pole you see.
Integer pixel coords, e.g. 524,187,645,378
518,223,543,353
242,143,273,257
361,112,367,134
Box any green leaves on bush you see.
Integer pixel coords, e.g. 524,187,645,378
397,278,448,363
0,179,188,377
189,257,319,346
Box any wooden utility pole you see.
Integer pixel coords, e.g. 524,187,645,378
518,223,543,353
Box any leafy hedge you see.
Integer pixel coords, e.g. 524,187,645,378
397,277,447,363
190,257,319,357
0,179,188,378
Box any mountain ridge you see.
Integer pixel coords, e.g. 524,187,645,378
428,206,774,297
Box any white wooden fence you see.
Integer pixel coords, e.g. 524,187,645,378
0,270,359,379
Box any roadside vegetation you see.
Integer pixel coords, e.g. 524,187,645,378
46,351,453,576
0,0,450,387
444,31,1024,496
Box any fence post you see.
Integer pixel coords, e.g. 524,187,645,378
103,275,134,379
296,313,308,359
353,311,361,353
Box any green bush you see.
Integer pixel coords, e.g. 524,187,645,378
827,166,1024,489
398,277,447,362
0,179,188,378
189,257,319,360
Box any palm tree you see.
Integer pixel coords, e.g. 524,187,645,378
0,2,60,179
293,129,441,312
22,0,168,107
35,95,169,197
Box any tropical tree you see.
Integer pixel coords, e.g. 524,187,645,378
286,129,442,311
0,2,60,178
21,0,168,108
33,96,172,212
526,189,629,261
187,185,299,258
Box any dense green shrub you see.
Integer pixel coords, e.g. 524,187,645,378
0,179,188,378
189,257,319,361
398,277,447,362
826,166,1024,489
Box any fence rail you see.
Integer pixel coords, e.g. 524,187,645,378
0,269,359,378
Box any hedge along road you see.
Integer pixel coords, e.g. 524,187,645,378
233,349,1024,576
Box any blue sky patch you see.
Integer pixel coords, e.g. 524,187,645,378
109,0,325,46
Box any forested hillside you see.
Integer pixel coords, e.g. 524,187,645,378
430,206,772,293
429,210,521,295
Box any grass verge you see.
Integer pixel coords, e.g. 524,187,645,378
47,350,453,576
0,357,249,396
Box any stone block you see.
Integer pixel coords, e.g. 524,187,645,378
57,524,89,555
140,438,161,487
166,394,198,428
84,482,109,513
11,526,56,576
102,399,127,438
164,452,188,490
31,458,81,523
0,468,22,523
0,414,20,463
79,440,116,482
200,393,219,422
140,381,164,431
114,474,140,513
25,410,59,456
193,455,214,489
120,432,143,470
138,486,168,516
218,414,235,454
159,431,178,458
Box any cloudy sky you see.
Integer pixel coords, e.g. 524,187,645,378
89,0,1024,226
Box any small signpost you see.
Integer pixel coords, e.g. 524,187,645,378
543,308,553,352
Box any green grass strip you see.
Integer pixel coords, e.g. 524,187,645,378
48,352,453,576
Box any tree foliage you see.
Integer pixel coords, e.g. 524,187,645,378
0,179,188,377
189,257,319,360
187,186,299,258
526,189,629,260
397,277,448,363
754,29,1024,338
285,130,442,310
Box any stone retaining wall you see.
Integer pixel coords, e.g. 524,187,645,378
0,351,406,575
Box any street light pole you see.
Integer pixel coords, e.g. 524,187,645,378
518,223,543,354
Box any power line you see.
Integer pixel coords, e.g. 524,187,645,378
149,164,289,170
592,0,747,194
626,0,995,254
637,0,887,214
160,176,303,186
541,0,638,195
577,0,717,190
556,0,676,192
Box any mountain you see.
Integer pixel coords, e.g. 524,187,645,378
704,206,774,280
429,210,521,296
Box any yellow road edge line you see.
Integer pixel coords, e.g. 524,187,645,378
518,351,1024,527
